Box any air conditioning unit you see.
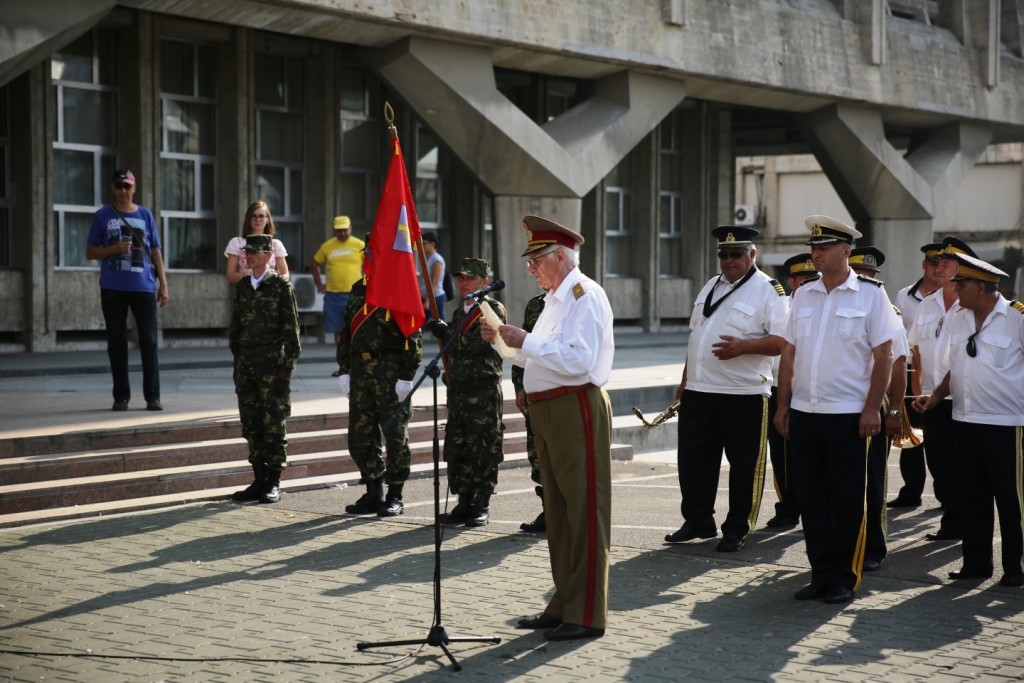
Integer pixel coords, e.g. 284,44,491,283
734,204,756,226
290,273,324,313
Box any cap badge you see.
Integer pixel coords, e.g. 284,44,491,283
726,232,735,243
811,225,822,237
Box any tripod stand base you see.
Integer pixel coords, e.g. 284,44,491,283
358,625,501,671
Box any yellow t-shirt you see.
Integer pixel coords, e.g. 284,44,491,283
313,235,365,293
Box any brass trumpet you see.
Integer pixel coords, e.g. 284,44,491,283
892,409,924,449
632,400,680,429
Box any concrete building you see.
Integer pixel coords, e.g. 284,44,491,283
1,0,1022,351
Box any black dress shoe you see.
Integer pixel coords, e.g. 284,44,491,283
112,400,129,411
765,514,799,528
925,529,962,541
999,573,1024,587
664,523,717,543
862,558,882,572
543,623,604,641
146,399,163,411
949,568,993,580
517,612,561,629
716,536,744,552
520,511,546,533
794,584,827,601
886,496,921,509
824,586,855,604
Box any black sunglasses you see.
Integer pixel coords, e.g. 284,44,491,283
114,183,132,190
718,250,747,260
966,332,978,358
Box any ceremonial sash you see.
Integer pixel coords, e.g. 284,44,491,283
350,304,380,339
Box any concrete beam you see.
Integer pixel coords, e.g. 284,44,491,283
366,37,687,198
1002,0,1024,58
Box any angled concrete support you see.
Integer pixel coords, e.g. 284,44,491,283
798,104,992,288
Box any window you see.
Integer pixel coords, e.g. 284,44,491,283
51,30,118,268
604,155,633,276
337,66,380,228
415,124,441,228
254,54,304,265
160,39,217,270
0,84,9,267
659,111,684,276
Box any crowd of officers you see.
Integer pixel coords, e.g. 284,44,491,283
666,215,1024,603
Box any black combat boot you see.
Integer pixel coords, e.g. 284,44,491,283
378,484,405,517
441,494,474,524
232,463,265,502
345,479,384,514
520,486,545,532
466,494,490,527
260,469,282,504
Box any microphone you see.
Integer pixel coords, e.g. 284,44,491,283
463,280,505,300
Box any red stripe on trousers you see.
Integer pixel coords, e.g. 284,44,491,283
577,389,598,627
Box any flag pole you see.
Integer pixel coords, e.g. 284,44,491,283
384,102,449,375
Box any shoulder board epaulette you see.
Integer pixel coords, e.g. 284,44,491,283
892,304,902,317
572,282,586,300
1011,300,1024,314
857,274,884,287
769,279,785,297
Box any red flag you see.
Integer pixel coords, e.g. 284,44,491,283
365,137,425,337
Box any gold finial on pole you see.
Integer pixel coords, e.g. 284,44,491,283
384,101,397,140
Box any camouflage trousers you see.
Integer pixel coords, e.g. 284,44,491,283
348,361,412,486
524,413,543,498
235,355,290,472
444,384,504,497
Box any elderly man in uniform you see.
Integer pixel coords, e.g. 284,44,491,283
764,253,819,529
484,215,614,642
848,246,909,572
665,226,788,551
887,241,946,508
229,234,301,505
513,291,548,533
774,216,903,604
434,258,507,527
914,253,1024,587
337,247,423,517
908,236,976,542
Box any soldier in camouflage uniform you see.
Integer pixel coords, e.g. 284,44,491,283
337,268,423,517
514,291,547,532
229,234,301,505
435,258,507,526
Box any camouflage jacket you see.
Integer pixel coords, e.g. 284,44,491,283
445,296,506,391
511,292,546,395
336,280,422,380
229,271,301,368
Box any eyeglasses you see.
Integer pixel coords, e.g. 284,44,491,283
717,250,747,260
526,249,555,269
966,332,978,358
114,183,132,190
251,214,269,220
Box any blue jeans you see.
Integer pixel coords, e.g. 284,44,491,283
100,289,160,403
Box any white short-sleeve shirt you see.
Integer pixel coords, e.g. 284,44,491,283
907,290,959,396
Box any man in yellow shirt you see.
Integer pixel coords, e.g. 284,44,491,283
311,216,365,375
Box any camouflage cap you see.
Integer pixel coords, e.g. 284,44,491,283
455,257,490,279
244,234,273,252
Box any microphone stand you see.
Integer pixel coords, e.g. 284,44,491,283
357,298,501,671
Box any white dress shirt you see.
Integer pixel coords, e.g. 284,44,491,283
907,290,959,396
516,267,615,393
686,268,789,396
895,279,929,333
783,269,903,414
944,296,1024,426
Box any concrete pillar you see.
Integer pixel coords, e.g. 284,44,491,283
798,104,991,290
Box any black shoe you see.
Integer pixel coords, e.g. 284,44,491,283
949,568,993,580
886,496,921,509
925,529,962,541
146,399,163,411
520,511,546,533
716,536,744,552
345,492,383,514
824,586,855,604
765,514,799,528
112,400,129,411
231,479,263,502
862,558,882,572
260,482,281,504
999,573,1024,587
517,612,561,629
465,504,490,527
441,495,474,525
794,584,827,601
543,623,604,641
377,494,404,517
664,523,717,544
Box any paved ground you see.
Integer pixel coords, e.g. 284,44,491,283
2,338,1023,681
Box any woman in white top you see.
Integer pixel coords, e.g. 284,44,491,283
224,200,289,283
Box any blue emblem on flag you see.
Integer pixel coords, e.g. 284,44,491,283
392,205,413,253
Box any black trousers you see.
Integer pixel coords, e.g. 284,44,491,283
767,387,800,519
865,409,889,563
894,390,926,500
100,288,160,403
922,400,962,534
952,420,1024,576
676,390,768,540
790,410,868,591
